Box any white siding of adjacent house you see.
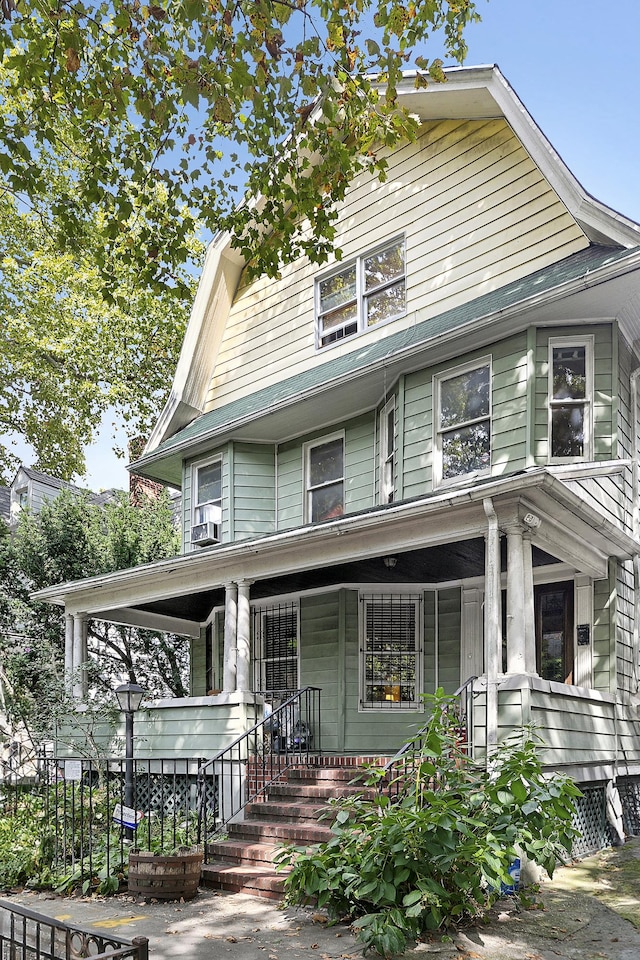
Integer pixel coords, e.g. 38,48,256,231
204,119,587,414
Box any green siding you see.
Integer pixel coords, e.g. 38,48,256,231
232,442,276,539
437,587,461,694
300,592,341,752
190,631,207,697
345,414,376,513
593,573,613,693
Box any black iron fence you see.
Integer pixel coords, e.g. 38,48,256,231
1,756,205,895
197,686,322,855
0,897,149,960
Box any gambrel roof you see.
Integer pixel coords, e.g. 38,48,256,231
131,64,640,486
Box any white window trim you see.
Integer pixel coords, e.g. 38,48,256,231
191,455,223,528
379,397,396,504
315,236,406,350
548,336,594,463
359,593,423,712
303,431,345,524
433,356,492,489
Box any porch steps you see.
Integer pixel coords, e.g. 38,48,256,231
201,760,385,900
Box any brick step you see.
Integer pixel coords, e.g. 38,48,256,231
201,861,287,900
268,781,375,802
228,817,333,844
244,798,328,821
208,838,280,865
286,766,370,784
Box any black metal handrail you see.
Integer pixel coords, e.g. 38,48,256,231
382,677,478,800
197,686,321,854
0,897,149,960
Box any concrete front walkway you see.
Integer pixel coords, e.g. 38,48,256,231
7,840,640,959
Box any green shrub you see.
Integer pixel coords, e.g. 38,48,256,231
277,691,581,957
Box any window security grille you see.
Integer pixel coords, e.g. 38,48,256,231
252,602,299,694
361,595,421,709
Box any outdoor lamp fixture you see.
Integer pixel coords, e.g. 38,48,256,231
115,682,145,839
383,556,397,569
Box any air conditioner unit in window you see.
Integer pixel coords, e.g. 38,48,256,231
191,521,220,546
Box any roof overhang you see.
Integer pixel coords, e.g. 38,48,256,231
34,468,639,636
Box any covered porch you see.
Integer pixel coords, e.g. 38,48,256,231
36,466,640,769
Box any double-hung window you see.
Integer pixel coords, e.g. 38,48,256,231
253,602,299,693
191,458,222,544
379,398,396,504
360,594,421,710
548,338,593,460
305,434,344,522
434,360,491,485
316,238,406,348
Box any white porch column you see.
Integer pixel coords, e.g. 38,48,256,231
72,613,88,700
223,582,238,693
236,580,252,692
64,612,74,692
483,499,502,755
505,524,527,675
522,531,537,674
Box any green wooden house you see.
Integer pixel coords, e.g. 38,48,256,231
37,65,640,837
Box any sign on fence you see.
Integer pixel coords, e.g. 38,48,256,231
112,803,145,830
63,760,83,781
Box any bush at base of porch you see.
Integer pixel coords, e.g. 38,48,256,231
277,691,581,958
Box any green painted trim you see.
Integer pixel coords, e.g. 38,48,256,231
611,322,620,460
526,326,536,468
227,440,235,541
337,589,347,752
397,374,406,501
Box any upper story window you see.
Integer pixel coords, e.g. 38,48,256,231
305,434,344,522
548,338,593,460
191,458,222,546
434,359,491,486
379,398,396,504
316,238,406,349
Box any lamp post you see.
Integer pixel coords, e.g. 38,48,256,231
115,682,145,839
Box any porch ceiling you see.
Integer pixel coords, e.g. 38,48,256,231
125,538,558,624
34,467,639,636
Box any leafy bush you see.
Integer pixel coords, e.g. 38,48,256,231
277,692,581,957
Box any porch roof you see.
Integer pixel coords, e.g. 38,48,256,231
33,466,639,637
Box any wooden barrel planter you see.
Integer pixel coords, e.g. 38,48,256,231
128,850,204,900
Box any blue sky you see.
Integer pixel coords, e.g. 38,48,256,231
17,0,640,492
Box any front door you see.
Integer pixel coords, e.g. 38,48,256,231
535,581,574,684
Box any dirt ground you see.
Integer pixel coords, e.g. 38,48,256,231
8,840,640,960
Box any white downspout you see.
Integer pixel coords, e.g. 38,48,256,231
483,498,501,758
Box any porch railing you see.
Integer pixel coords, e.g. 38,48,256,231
0,898,149,960
197,686,321,854
382,678,478,800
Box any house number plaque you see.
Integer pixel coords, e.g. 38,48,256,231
577,624,590,646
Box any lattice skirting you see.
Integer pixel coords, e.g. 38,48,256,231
571,787,609,857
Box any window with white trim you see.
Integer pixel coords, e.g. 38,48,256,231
434,360,491,485
253,602,299,693
548,338,593,460
316,238,406,348
305,434,344,522
193,458,222,526
360,595,422,710
379,398,396,504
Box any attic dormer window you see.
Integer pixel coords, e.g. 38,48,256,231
316,237,406,349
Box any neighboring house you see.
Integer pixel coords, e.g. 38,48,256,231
35,66,640,832
6,465,121,530
0,486,9,525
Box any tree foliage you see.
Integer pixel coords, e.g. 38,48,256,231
0,488,186,750
0,179,198,482
0,0,480,290
278,692,581,957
